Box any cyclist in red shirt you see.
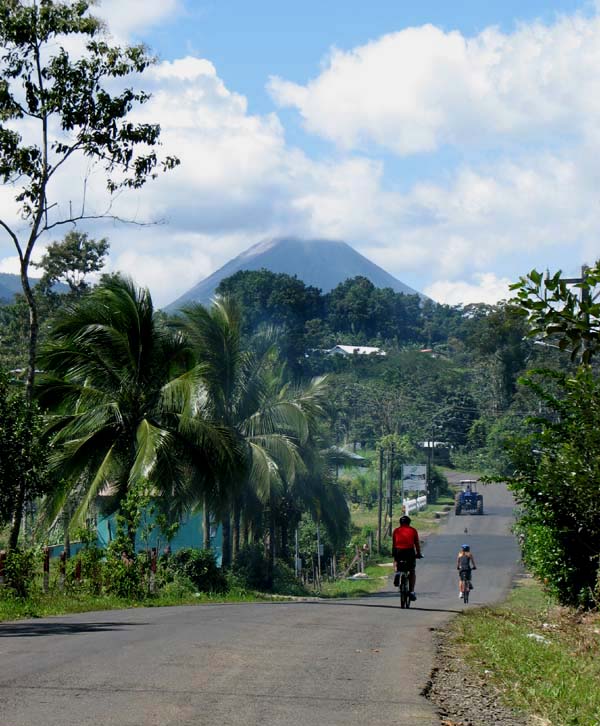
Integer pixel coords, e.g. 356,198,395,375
392,515,422,601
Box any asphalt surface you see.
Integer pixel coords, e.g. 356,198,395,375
0,481,520,726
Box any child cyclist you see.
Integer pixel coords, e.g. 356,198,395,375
457,544,476,598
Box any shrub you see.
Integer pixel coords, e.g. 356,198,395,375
159,574,197,599
165,548,227,593
2,549,37,598
231,544,270,590
104,543,145,600
272,560,306,596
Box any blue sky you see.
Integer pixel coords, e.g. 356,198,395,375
1,0,599,305
144,1,588,107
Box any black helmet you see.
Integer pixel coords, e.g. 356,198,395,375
461,544,470,551
399,515,411,526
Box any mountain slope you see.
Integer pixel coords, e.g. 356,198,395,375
0,273,69,304
0,273,26,303
167,238,424,309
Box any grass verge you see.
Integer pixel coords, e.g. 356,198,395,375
452,577,600,725
0,587,285,622
318,561,394,598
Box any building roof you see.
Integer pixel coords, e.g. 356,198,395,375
328,345,386,356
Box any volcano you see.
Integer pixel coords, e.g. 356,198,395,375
166,238,424,309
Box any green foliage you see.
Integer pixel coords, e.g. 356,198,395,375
511,263,600,364
34,232,109,296
0,370,49,529
0,0,178,210
230,544,304,594
453,581,600,725
231,543,271,590
103,544,145,600
164,548,227,594
3,548,37,598
216,269,323,373
506,367,600,607
0,0,179,549
272,559,307,595
158,573,197,599
71,527,104,595
37,275,232,532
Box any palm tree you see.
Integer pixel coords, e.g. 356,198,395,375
176,298,314,569
37,275,234,545
275,379,352,560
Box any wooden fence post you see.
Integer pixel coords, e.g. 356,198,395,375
59,551,66,592
0,550,6,587
43,547,50,594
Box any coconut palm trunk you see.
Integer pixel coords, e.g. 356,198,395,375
232,500,241,561
221,509,232,568
202,495,211,551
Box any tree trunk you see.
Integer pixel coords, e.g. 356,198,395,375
232,500,241,561
63,506,71,559
281,518,289,562
22,262,39,404
8,261,39,549
221,509,231,569
8,475,26,550
202,494,211,550
266,505,275,590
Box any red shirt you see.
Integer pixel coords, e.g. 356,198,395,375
392,525,419,550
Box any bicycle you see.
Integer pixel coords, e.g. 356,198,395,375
459,570,473,604
398,565,411,608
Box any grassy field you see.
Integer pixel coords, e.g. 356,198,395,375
350,495,455,536
452,578,600,725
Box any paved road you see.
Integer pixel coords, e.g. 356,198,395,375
0,482,520,726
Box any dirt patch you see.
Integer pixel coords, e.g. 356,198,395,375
423,629,527,726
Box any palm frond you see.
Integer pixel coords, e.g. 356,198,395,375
128,419,173,489
71,444,122,527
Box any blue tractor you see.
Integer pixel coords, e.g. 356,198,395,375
455,479,483,515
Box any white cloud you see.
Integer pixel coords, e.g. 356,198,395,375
0,244,47,275
94,0,182,39
110,239,212,307
2,9,599,309
269,15,600,155
425,273,513,305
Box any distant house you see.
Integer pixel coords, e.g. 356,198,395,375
327,345,386,357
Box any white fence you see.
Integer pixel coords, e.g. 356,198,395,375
403,495,427,514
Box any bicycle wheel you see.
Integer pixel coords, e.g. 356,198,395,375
400,574,410,609
462,584,469,604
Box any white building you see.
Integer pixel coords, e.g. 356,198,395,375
327,345,386,357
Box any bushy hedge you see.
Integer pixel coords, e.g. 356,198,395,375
231,544,270,590
507,368,600,608
162,548,227,593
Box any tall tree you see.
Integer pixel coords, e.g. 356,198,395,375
0,369,48,543
177,298,314,569
34,230,109,296
0,0,178,400
0,0,178,547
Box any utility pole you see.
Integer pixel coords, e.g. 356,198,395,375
316,521,322,583
428,425,435,504
388,443,394,530
377,447,383,553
